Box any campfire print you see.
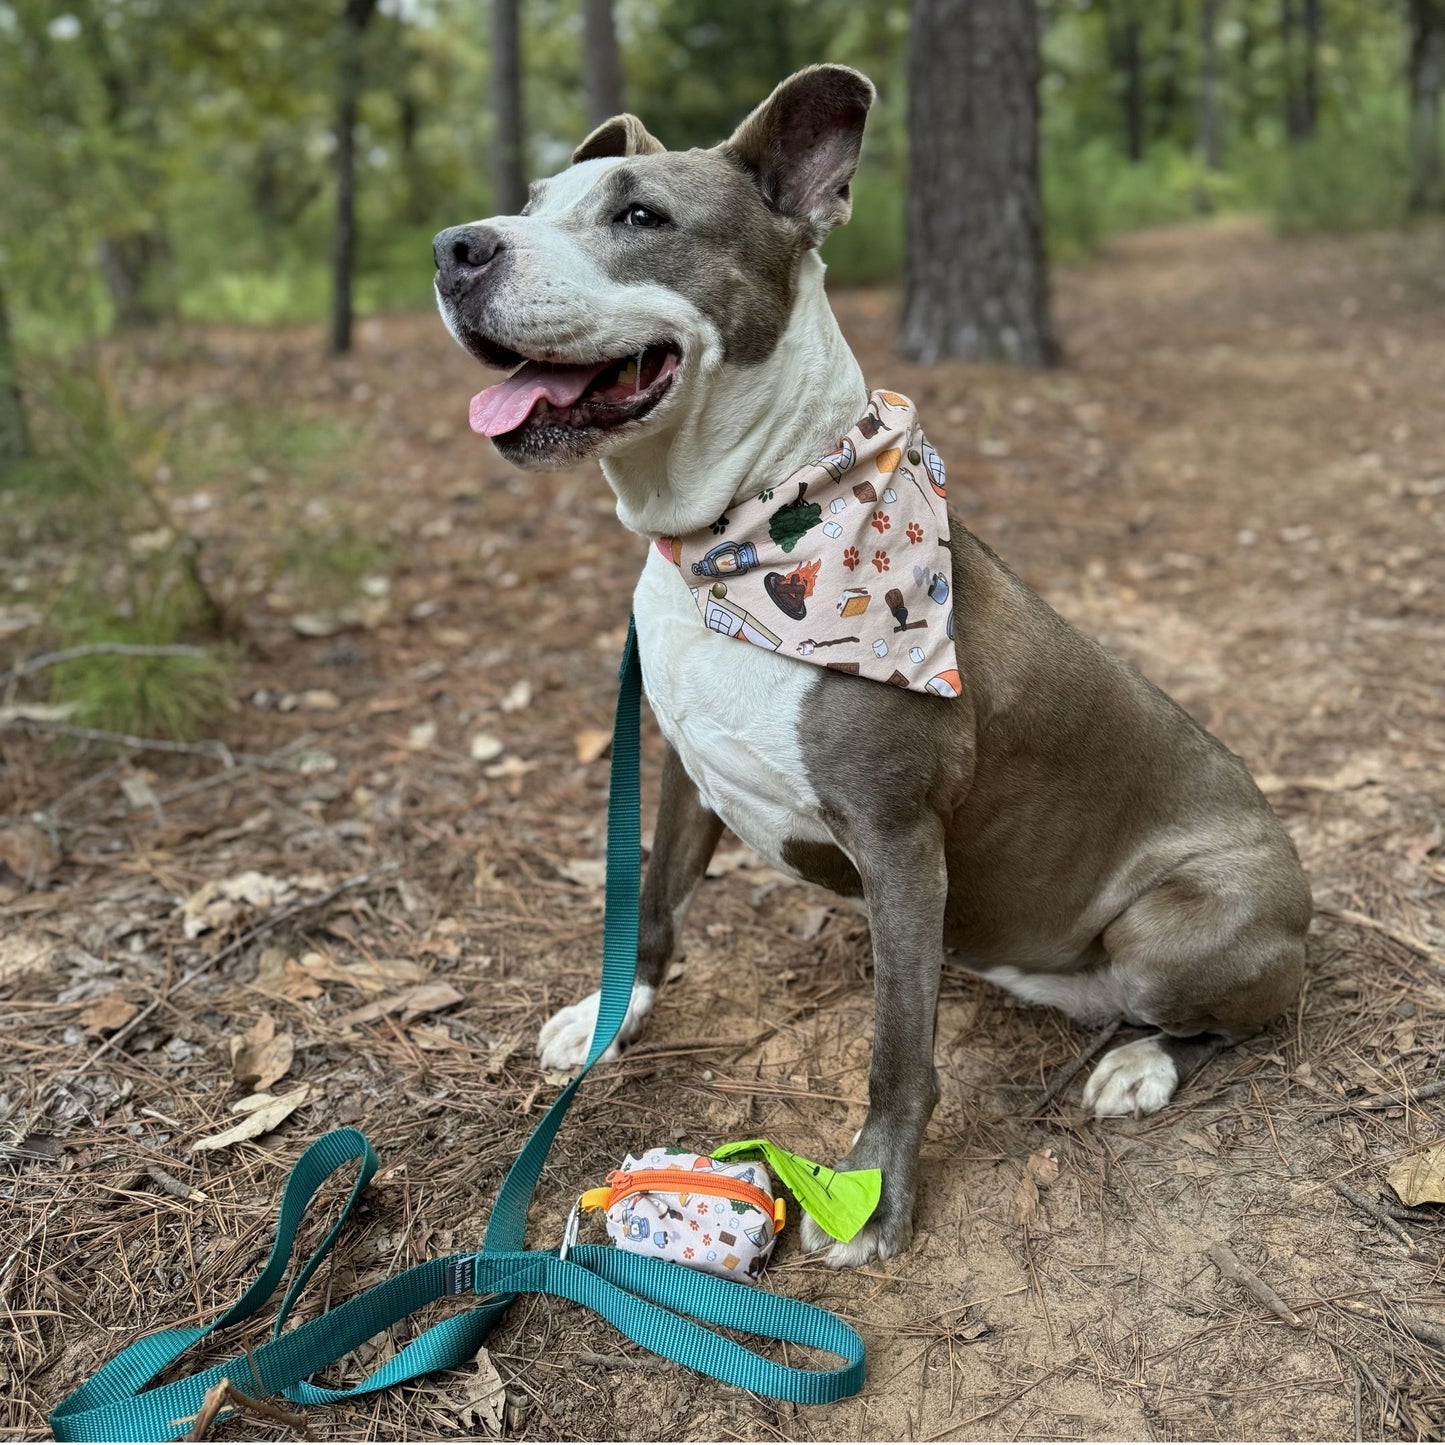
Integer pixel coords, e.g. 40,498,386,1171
764,558,821,621
667,390,961,696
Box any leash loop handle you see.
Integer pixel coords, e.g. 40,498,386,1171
50,621,865,1442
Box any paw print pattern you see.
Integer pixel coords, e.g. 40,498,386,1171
702,1234,712,1246
871,550,890,573
683,1246,695,1259
709,514,730,535
843,546,860,571
758,488,774,503
871,510,891,534
906,521,924,544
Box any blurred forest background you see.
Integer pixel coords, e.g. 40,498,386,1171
0,0,1441,737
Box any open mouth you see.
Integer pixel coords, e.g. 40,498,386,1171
468,342,681,444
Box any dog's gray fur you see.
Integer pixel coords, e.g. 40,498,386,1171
434,65,1311,1267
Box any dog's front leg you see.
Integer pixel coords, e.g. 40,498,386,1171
537,743,723,1070
801,813,946,1266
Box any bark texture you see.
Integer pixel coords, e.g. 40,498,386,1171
1196,0,1223,171
330,0,379,356
582,0,623,130
492,0,526,215
899,0,1057,367
1409,0,1445,213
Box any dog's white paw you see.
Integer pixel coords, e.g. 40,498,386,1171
537,983,655,1072
1083,1036,1179,1118
800,1210,903,1268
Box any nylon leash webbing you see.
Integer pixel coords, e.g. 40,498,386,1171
50,620,865,1443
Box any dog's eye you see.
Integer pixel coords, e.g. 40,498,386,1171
617,204,668,229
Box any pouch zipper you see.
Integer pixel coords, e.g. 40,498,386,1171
587,1167,783,1228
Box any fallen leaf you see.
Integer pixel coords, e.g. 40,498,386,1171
1026,1148,1061,1186
499,680,532,714
230,1014,295,1092
120,773,161,813
1011,1149,1060,1230
469,733,505,762
706,847,764,878
451,1347,505,1434
294,688,342,712
191,1085,311,1152
573,728,611,764
1389,1142,1445,1207
1010,1172,1042,1229
0,935,53,988
559,858,607,888
408,1024,456,1051
302,953,431,994
80,993,139,1034
483,757,537,781
335,981,464,1029
290,611,351,638
793,906,830,941
0,822,59,887
252,948,323,1001
407,720,437,751
486,1035,521,1077
181,872,295,939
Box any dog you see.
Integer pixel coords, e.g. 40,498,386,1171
432,65,1312,1267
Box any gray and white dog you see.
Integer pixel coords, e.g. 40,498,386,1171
433,65,1311,1266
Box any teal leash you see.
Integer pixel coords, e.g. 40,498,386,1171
50,620,865,1443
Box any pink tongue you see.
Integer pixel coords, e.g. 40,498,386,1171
469,359,611,437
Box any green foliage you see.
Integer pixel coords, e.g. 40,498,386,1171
48,602,233,742
822,166,904,287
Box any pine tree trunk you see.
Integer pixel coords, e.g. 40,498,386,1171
899,0,1057,367
582,0,623,130
1409,0,1445,213
1154,0,1186,144
492,0,526,214
1302,0,1320,138
1122,9,1144,162
1284,0,1321,142
1196,0,1223,172
330,0,378,356
0,276,29,468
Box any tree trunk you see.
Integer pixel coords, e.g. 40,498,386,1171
492,0,526,214
1409,0,1445,213
0,276,29,468
1284,0,1321,142
899,0,1057,367
330,0,378,356
1153,0,1186,144
1196,0,1223,173
1121,8,1144,162
582,0,623,130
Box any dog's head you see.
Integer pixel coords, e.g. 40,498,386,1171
433,65,874,475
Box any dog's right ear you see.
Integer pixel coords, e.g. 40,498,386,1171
573,114,666,164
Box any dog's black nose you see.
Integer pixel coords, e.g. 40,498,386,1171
433,224,503,274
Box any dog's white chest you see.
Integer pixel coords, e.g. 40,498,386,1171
633,549,832,868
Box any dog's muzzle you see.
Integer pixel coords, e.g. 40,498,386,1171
433,224,505,301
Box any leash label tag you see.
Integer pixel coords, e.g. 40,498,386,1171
447,1256,476,1294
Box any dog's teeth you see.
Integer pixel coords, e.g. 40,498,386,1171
617,361,638,386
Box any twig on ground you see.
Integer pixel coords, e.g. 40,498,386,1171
1335,1298,1445,1352
1338,1079,1445,1113
575,1351,669,1372
1027,1015,1123,1116
0,717,235,768
181,1377,312,1441
1330,1180,1438,1262
1206,1239,1304,1328
1319,906,1442,964
0,643,211,688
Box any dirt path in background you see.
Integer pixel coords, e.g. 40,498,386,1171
5,218,1445,1441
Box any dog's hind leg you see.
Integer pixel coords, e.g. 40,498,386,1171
537,743,723,1070
800,811,947,1266
1081,847,1309,1119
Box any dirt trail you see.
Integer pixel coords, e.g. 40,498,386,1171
5,218,1445,1441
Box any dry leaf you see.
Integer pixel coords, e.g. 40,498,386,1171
559,858,607,888
408,1024,456,1051
706,847,763,878
1389,1142,1445,1207
407,720,437,751
573,728,611,764
230,1014,295,1092
1026,1148,1061,1186
1011,1172,1042,1229
302,953,431,994
486,1035,521,1077
80,992,139,1034
469,733,505,762
0,935,53,988
499,680,532,714
483,757,537,781
252,948,323,1001
191,1085,311,1153
793,906,830,941
181,871,294,939
335,981,464,1029
451,1347,505,1434
0,822,59,888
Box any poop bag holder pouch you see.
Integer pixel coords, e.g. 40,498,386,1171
578,1147,786,1283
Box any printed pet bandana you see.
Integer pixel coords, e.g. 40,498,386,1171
657,390,961,696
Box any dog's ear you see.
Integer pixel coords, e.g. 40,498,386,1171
573,114,666,164
721,64,875,245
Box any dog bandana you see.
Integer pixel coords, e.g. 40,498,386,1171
656,390,961,696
